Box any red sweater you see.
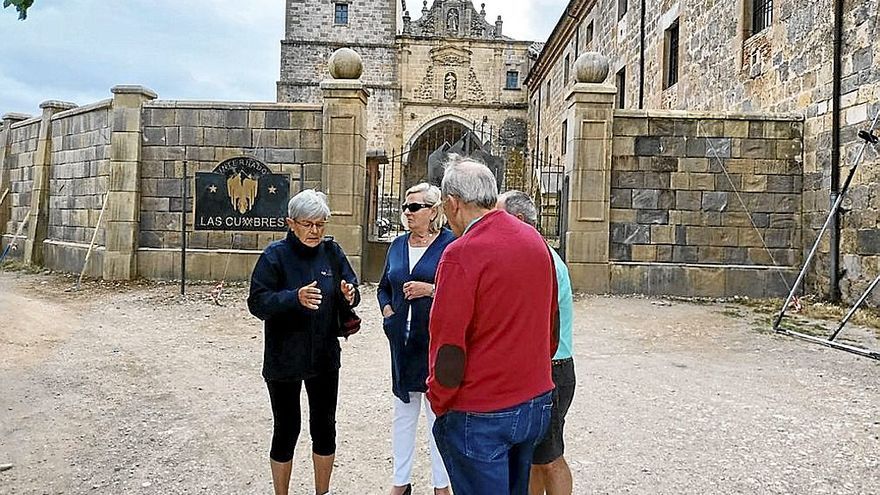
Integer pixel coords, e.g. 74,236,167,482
427,210,555,415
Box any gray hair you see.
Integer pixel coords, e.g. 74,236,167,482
288,189,331,220
402,182,446,233
498,190,538,227
441,154,497,209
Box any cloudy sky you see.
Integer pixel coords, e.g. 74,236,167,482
0,0,566,116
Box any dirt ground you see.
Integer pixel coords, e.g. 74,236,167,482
0,269,878,495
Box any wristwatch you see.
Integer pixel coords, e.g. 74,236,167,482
430,284,435,297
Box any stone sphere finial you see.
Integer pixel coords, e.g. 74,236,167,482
574,52,610,84
328,48,363,80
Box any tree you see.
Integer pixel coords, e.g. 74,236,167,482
3,0,33,20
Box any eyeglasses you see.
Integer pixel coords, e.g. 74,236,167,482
294,219,328,230
402,202,434,213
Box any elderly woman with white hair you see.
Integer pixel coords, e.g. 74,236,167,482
248,189,360,495
378,182,455,495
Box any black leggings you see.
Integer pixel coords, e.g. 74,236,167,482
266,370,339,462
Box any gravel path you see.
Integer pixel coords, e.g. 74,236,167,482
0,270,878,494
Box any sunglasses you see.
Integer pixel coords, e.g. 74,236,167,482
402,202,434,213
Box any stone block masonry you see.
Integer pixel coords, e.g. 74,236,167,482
1,80,369,282
595,109,802,297
0,115,40,259
137,100,326,281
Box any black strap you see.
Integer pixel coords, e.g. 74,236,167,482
545,243,560,358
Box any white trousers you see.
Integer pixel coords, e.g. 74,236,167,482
392,392,450,488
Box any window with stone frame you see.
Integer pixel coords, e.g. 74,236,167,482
751,0,772,35
564,54,571,85
585,20,594,48
334,3,349,25
561,119,568,155
506,71,519,89
616,67,626,109
663,19,680,89
618,0,628,20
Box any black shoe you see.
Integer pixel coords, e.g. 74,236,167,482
402,484,412,495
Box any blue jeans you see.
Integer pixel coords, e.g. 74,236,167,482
432,392,553,495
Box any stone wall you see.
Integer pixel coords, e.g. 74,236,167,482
1,118,41,253
47,102,112,247
137,101,323,280
531,0,880,303
1,75,370,282
609,110,803,297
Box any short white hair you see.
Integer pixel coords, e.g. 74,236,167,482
498,190,538,227
441,155,497,209
288,189,330,220
402,182,446,233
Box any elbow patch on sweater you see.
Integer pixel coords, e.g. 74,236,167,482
435,344,465,388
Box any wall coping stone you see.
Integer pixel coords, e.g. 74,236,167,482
567,83,618,95
614,109,804,122
143,100,322,111
111,85,158,99
39,100,78,111
8,116,42,129
51,99,113,121
2,113,32,122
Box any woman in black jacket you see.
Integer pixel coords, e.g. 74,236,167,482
248,189,359,495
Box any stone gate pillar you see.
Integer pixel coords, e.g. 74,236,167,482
563,53,616,293
320,48,369,279
24,100,77,265
103,85,157,280
0,113,31,247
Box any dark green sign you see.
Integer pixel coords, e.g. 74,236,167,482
194,157,290,231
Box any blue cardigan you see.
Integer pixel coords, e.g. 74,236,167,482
377,228,455,402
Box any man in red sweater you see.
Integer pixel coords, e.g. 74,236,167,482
428,156,557,495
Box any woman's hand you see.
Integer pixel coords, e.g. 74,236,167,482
403,281,434,300
341,280,356,305
298,281,322,310
382,305,395,318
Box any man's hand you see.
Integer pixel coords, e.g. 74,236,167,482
341,280,356,305
298,281,322,310
382,305,395,318
403,281,434,300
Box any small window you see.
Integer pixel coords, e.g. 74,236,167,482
544,136,550,162
561,120,568,155
334,3,349,25
664,19,680,89
564,54,571,84
616,67,626,109
585,21,594,47
618,0,628,20
751,0,772,34
506,71,519,89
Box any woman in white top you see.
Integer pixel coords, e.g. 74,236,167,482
377,183,456,495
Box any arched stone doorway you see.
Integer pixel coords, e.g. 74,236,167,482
404,119,475,187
